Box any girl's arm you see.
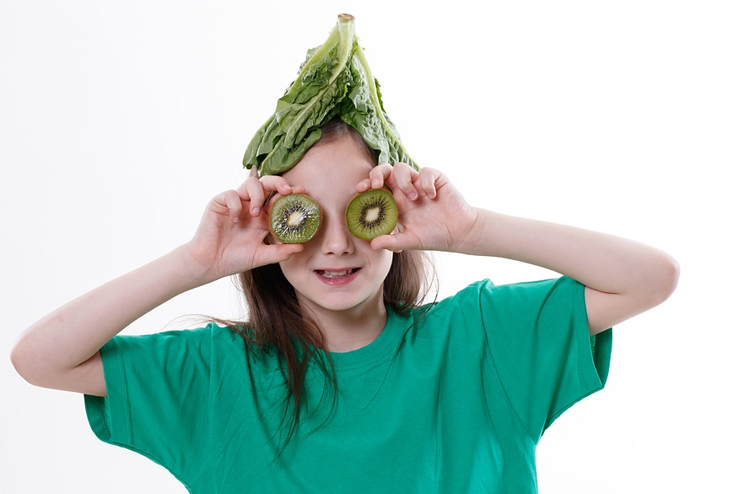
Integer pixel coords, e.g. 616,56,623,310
453,210,679,334
11,177,304,396
363,164,680,335
11,247,209,396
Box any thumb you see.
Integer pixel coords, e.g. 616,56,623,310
370,233,405,252
256,243,304,267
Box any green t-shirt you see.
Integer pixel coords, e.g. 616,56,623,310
85,277,611,493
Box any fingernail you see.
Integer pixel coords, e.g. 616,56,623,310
252,207,260,215
408,192,417,200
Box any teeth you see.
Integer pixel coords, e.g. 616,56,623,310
320,270,352,278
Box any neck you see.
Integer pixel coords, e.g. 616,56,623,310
300,300,388,353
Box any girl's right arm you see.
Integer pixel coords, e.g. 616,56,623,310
10,176,303,397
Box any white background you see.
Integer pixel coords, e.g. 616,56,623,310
1,1,739,492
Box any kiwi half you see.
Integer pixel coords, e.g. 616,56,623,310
269,193,322,244
345,188,398,240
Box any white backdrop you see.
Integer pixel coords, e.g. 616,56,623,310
2,1,739,492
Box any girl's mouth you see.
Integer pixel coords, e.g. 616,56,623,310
314,268,361,285
316,269,359,278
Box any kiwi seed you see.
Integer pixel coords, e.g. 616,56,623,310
269,193,322,244
345,188,398,240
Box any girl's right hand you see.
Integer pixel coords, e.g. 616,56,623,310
11,174,307,397
182,175,305,283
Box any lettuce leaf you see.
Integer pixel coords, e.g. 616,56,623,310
243,14,419,175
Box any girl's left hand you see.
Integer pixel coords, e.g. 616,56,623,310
356,163,479,252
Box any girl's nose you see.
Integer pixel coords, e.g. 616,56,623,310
319,212,354,255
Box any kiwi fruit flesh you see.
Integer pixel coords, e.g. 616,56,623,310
345,188,398,240
269,193,322,243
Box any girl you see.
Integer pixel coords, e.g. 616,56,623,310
11,119,678,492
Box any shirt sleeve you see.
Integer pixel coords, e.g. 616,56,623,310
478,277,612,443
84,324,218,488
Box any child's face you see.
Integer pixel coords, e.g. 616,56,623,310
276,134,394,318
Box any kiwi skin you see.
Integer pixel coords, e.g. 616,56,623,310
345,188,398,241
269,193,323,244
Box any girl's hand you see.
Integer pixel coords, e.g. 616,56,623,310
356,163,479,253
183,175,305,283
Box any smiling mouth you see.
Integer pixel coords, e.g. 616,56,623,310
315,268,360,278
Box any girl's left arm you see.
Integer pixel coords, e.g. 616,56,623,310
362,164,680,335
456,209,680,334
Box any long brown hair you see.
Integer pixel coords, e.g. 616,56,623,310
228,119,435,451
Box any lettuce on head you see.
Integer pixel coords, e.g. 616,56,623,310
243,13,419,176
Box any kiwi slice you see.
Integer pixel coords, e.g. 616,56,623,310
345,188,398,240
269,193,322,243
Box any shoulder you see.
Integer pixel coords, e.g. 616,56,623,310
462,276,582,312
404,277,583,338
414,277,578,315
105,322,247,363
118,322,241,345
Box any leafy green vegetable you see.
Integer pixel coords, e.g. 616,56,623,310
243,13,419,175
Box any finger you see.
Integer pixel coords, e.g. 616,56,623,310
238,176,298,216
367,163,393,190
356,177,372,192
418,167,441,199
237,177,267,216
218,189,243,223
390,163,420,201
260,175,295,196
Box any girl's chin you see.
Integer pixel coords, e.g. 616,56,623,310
298,291,382,315
306,296,366,313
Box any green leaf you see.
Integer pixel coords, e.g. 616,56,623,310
243,14,418,175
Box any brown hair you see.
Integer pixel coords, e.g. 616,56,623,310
227,119,436,452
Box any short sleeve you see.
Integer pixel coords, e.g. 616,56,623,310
480,277,612,443
84,324,218,488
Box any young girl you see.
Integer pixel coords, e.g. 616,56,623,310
11,119,678,492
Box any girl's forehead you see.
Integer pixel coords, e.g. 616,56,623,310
289,169,367,207
283,137,374,193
